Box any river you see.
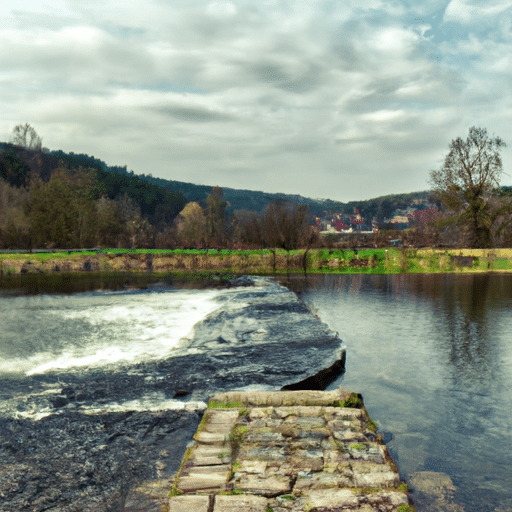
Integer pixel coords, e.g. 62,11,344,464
284,272,512,512
1,273,511,511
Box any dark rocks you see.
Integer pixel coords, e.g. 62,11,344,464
227,275,255,287
0,409,200,511
49,395,69,408
168,277,346,400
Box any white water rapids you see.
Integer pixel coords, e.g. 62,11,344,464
0,286,226,376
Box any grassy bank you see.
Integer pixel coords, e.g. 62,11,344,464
1,248,512,284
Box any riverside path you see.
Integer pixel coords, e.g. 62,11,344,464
169,387,412,512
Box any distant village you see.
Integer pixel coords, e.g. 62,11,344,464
315,198,439,234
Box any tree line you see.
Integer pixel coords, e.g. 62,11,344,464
0,125,318,251
2,123,512,251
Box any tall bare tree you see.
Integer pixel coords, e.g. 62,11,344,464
263,200,315,251
11,123,43,151
430,126,508,248
205,186,227,247
263,200,318,271
232,209,265,248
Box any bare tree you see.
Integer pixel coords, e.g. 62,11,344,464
430,126,508,248
205,186,227,247
11,123,43,151
263,200,318,271
263,200,315,251
232,209,264,248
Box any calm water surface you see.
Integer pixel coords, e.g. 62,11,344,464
2,275,511,511
284,273,512,511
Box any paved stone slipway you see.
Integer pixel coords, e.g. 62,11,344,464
169,388,412,512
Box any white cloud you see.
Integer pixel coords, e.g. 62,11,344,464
444,0,512,24
362,109,406,122
0,0,511,201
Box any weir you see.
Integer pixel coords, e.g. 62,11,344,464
169,387,412,512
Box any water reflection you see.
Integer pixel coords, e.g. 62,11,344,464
282,273,512,512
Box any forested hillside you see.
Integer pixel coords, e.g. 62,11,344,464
47,147,437,220
0,139,447,250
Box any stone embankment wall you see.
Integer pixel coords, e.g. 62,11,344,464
169,388,413,512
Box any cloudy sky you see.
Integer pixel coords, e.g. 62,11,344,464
1,0,511,202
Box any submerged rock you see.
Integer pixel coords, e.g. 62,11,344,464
409,471,463,512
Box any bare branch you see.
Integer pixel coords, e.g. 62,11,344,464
11,123,43,151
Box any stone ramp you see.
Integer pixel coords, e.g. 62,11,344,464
169,388,412,512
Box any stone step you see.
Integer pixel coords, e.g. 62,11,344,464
170,387,412,512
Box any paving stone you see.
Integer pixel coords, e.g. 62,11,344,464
211,388,352,407
300,427,331,439
287,438,324,451
169,495,210,512
321,436,343,450
194,431,229,443
334,430,368,442
328,419,360,430
278,424,302,438
249,407,274,419
203,423,236,434
190,453,230,466
177,466,231,492
207,409,240,422
367,491,409,506
204,410,240,433
296,405,322,417
278,451,324,474
213,494,268,512
182,464,230,475
235,474,293,496
294,416,326,429
238,445,288,462
330,407,364,419
238,460,267,475
245,430,285,445
323,450,351,472
293,472,353,492
304,489,359,508
261,418,284,428
355,505,377,512
190,444,231,465
274,407,300,419
351,461,400,488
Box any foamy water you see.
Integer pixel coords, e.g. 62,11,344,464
0,287,224,375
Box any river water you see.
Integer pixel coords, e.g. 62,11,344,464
1,274,511,511
0,285,221,379
284,273,512,512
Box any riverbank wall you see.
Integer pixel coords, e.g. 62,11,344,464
168,387,413,512
2,247,512,280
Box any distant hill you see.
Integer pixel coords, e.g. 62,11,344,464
2,141,434,223
44,147,435,219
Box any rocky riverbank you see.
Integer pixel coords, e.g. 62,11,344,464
0,277,346,511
